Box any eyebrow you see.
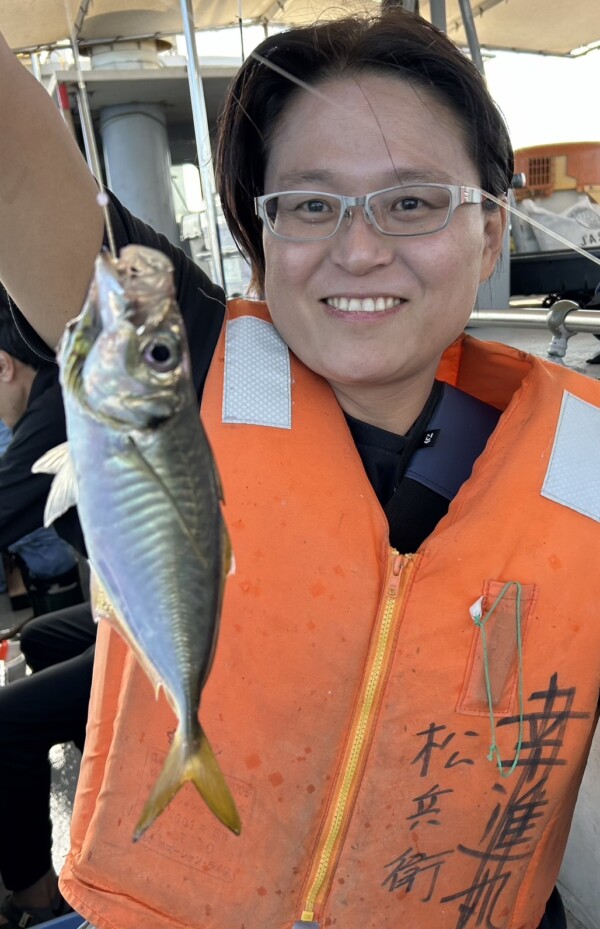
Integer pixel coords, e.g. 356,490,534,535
274,167,458,189
276,170,338,188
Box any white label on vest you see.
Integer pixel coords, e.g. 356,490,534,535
542,390,600,520
223,316,292,428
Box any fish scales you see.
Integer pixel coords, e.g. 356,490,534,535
37,245,240,840
74,410,218,706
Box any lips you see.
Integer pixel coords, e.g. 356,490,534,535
325,296,403,312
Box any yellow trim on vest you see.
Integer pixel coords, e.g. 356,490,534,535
299,551,416,924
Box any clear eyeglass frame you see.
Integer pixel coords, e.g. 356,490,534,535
254,183,485,241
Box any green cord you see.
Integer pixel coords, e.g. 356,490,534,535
472,581,524,778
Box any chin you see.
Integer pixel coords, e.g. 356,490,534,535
322,365,388,388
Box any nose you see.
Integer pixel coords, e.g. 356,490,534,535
328,206,396,275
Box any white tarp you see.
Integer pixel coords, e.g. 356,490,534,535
3,0,600,55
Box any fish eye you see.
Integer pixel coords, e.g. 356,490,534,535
143,336,180,372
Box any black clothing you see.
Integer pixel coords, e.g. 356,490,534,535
346,380,449,553
538,888,567,929
20,603,95,673
0,366,64,549
0,604,96,891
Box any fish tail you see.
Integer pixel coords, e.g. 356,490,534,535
133,724,242,841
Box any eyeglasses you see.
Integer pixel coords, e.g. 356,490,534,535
254,184,485,241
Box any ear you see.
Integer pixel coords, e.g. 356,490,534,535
0,350,16,383
479,205,507,283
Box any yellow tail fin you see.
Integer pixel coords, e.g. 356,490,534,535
133,726,241,842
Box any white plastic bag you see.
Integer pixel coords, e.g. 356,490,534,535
520,194,600,251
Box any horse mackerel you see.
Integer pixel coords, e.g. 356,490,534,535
39,244,240,841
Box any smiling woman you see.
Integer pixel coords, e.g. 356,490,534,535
216,14,510,432
254,75,505,431
1,7,600,929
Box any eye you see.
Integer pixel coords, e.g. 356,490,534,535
278,194,337,216
143,335,180,372
278,193,338,226
393,197,422,212
298,198,331,213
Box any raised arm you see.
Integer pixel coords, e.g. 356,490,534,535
0,32,104,349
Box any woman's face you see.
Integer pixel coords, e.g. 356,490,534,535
262,74,505,424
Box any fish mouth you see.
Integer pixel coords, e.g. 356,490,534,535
324,296,405,313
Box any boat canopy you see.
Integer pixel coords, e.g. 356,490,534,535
2,0,599,57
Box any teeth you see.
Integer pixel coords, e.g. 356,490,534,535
326,296,401,312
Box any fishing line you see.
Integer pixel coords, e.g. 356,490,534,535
250,50,362,113
62,0,117,259
196,285,227,310
354,78,403,187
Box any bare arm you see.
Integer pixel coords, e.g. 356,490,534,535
0,32,104,349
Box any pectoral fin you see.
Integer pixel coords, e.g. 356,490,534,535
32,442,79,526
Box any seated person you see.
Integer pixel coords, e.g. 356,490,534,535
0,290,92,927
0,291,82,560
0,602,96,928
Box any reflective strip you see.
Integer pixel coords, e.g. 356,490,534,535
222,316,292,429
541,390,600,521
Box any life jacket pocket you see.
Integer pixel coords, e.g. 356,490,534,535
456,580,538,717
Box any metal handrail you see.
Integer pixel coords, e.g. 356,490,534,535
468,300,600,364
469,305,600,334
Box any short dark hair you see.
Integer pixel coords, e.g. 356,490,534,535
0,289,52,369
216,9,514,293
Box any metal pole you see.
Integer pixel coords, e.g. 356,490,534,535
456,0,485,74
30,52,42,82
238,0,246,61
74,81,104,183
429,0,447,31
73,0,94,40
180,0,225,289
62,18,106,184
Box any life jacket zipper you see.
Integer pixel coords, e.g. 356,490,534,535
292,550,414,929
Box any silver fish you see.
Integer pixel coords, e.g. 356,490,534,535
35,245,240,841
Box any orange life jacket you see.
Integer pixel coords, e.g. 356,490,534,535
61,299,600,929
